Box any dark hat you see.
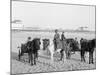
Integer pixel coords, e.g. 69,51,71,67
28,37,31,40
75,37,77,39
55,29,58,32
62,31,64,33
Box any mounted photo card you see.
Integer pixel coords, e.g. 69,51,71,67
11,0,96,74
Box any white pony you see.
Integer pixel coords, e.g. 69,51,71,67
47,39,62,62
47,38,81,62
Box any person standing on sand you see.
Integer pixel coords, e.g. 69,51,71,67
60,31,66,60
61,31,66,41
27,37,31,42
53,29,60,51
25,37,31,46
26,37,33,65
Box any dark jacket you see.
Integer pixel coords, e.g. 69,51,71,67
26,41,32,50
61,33,66,41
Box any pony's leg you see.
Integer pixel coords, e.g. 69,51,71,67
83,52,85,62
63,50,66,62
89,51,91,64
33,53,36,65
18,50,21,60
60,49,64,61
91,51,94,64
30,53,33,66
68,50,71,59
28,53,30,63
81,51,83,62
19,51,24,61
91,49,94,64
36,52,38,60
89,52,91,64
81,50,85,62
51,52,54,62
65,50,67,59
89,51,94,64
65,50,69,59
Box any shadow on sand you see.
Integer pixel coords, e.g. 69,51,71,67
11,51,82,64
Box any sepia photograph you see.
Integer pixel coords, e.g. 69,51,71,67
11,0,96,74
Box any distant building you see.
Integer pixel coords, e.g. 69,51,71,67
77,27,88,31
12,23,24,29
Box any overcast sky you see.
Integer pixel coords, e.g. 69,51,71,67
12,1,95,31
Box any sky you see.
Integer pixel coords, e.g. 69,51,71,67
12,1,95,31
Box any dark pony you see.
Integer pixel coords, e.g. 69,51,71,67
28,38,41,65
64,38,80,59
18,38,41,65
80,38,96,64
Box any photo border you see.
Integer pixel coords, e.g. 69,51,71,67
10,0,96,75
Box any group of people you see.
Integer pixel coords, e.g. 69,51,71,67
53,29,73,51
19,29,95,65
25,29,66,51
25,29,79,52
53,29,65,51
54,29,66,41
24,29,64,48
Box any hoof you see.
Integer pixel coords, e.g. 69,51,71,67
92,62,94,64
58,59,62,61
89,62,94,64
34,63,36,65
34,62,36,65
31,63,33,66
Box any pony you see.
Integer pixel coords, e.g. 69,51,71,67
80,38,96,64
18,38,41,65
47,39,66,62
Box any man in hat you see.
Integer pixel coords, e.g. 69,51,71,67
24,37,32,47
25,36,31,43
61,31,66,41
53,29,60,51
